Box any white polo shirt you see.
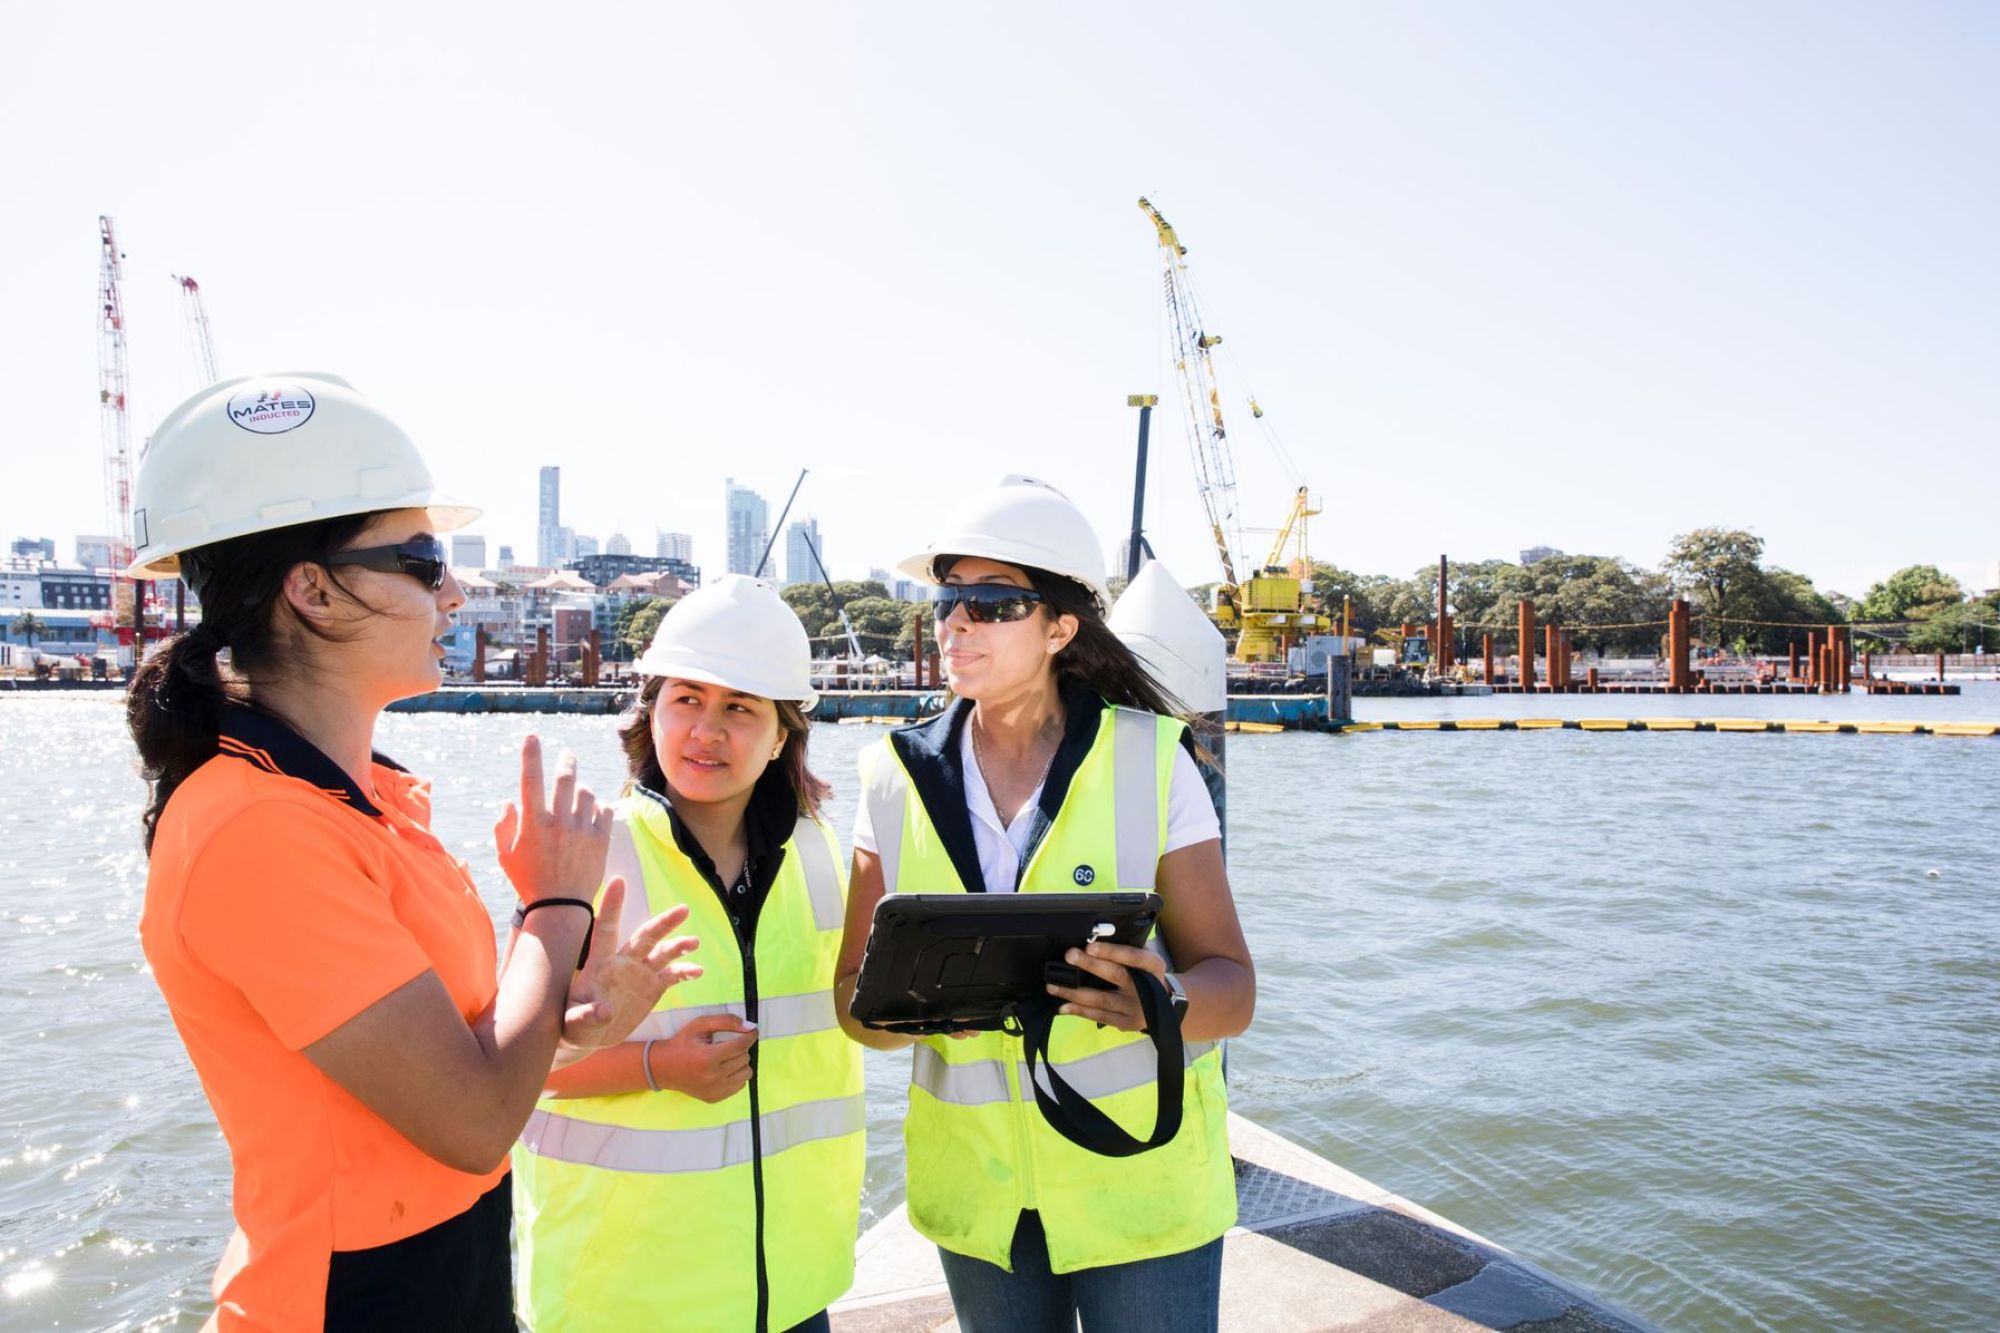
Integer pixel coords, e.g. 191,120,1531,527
852,722,1221,894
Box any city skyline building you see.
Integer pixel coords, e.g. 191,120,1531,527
451,534,488,569
657,530,693,563
11,537,55,562
574,533,599,560
606,532,631,556
1520,545,1563,566
784,518,825,587
725,479,772,578
497,544,515,566
537,466,561,568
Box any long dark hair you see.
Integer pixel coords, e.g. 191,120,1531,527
617,674,830,821
934,556,1214,737
127,513,382,852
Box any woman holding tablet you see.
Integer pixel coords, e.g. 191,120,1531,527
834,475,1255,1333
515,575,863,1333
127,373,697,1331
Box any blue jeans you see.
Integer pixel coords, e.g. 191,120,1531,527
937,1210,1223,1333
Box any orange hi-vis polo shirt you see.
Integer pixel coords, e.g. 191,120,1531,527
140,707,506,1332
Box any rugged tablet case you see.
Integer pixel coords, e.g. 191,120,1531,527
850,892,1162,1033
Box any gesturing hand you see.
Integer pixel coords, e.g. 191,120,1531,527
495,736,611,903
649,1013,759,1103
558,878,703,1055
1045,940,1169,1033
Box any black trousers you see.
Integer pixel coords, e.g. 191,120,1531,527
325,1173,514,1332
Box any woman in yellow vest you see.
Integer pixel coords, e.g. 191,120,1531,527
836,476,1256,1332
515,575,864,1333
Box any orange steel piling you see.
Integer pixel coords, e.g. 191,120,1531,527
1482,633,1495,685
472,628,486,683
1518,601,1537,691
1667,599,1692,690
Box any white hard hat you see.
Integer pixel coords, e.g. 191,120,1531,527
635,575,818,707
126,371,479,579
896,475,1111,611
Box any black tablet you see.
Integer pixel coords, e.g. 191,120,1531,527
849,892,1163,1033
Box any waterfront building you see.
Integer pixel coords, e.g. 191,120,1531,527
450,534,488,570
568,552,700,589
784,518,825,587
725,479,771,577
656,530,693,563
1520,545,1563,566
538,466,562,568
606,532,631,556
451,568,516,648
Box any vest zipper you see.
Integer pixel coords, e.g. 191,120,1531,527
1009,1041,1040,1211
745,935,770,1333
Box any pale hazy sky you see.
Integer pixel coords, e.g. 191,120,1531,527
3,2,1994,597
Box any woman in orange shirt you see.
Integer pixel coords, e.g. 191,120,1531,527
127,373,697,1331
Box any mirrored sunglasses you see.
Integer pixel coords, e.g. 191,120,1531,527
929,583,1044,624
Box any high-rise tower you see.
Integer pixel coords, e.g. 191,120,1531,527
537,466,561,568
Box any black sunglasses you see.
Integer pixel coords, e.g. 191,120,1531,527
330,536,449,591
930,583,1044,624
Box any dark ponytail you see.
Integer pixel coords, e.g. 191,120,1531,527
127,512,380,852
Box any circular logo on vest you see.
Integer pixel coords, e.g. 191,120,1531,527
1073,865,1096,886
226,383,316,435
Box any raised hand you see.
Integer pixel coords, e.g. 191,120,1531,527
494,735,612,903
559,878,703,1054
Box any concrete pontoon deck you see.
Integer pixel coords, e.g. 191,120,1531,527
831,1114,1654,1332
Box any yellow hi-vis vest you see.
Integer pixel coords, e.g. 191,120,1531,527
861,705,1236,1274
513,793,864,1332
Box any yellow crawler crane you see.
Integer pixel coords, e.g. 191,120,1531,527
1139,197,1328,663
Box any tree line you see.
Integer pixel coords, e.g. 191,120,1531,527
1299,528,1997,657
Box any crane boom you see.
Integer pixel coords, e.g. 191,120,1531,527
172,274,220,385
1139,197,1241,593
96,214,137,648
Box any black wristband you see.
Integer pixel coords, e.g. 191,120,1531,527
511,897,594,969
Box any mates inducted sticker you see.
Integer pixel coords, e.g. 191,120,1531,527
1073,865,1096,886
226,384,316,435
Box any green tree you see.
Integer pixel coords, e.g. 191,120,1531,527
6,612,46,645
1305,563,1399,634
610,597,662,660
1662,527,1766,645
1859,565,1972,652
620,597,675,657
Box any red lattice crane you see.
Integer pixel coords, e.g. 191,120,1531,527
172,273,220,385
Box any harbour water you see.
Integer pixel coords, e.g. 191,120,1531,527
2,691,1995,1330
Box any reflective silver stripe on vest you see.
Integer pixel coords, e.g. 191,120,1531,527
789,818,844,930
1113,709,1161,891
626,988,837,1042
520,1092,864,1174
912,1037,1217,1107
911,1044,1012,1106
605,819,651,940
866,753,908,895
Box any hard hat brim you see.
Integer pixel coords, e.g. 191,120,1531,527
636,658,819,711
125,496,482,580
